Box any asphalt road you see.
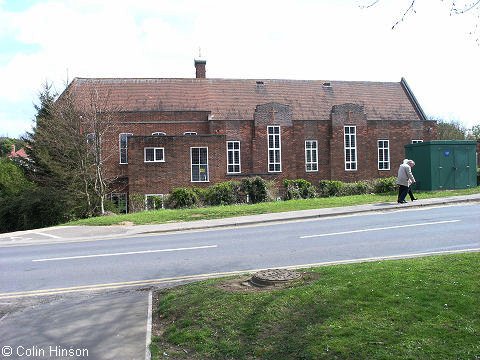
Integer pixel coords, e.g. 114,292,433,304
1,203,479,296
0,201,479,360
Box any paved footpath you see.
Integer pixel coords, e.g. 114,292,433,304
1,193,480,247
0,290,151,360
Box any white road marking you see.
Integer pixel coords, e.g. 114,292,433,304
32,245,218,262
145,290,153,360
8,236,32,242
2,246,480,300
300,220,461,239
34,232,62,239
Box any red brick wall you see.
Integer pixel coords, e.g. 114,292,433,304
106,111,210,180
127,134,226,195
99,107,437,202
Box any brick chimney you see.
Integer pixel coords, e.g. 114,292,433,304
194,59,206,79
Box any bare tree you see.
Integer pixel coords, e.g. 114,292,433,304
75,86,122,215
360,0,480,43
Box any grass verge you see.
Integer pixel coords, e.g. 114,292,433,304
68,187,480,226
151,252,480,360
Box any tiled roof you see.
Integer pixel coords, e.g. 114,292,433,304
68,77,424,121
8,147,28,159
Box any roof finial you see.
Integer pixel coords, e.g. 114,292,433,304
198,47,202,59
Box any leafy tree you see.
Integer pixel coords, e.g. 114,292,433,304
0,138,14,157
0,158,32,198
471,124,480,140
436,119,469,140
0,137,26,158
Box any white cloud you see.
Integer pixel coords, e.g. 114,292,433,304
0,0,479,138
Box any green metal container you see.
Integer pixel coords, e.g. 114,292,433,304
405,140,477,190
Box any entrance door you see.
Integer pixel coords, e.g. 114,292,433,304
438,147,455,189
454,148,470,189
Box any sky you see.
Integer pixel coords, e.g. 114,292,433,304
0,0,479,138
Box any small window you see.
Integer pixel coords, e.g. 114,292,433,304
191,147,208,182
412,139,423,144
119,133,133,164
145,194,164,210
152,132,166,136
144,147,165,162
378,140,390,170
183,131,197,136
305,140,318,172
109,193,127,213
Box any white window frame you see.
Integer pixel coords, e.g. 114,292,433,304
377,140,390,170
119,133,133,164
184,131,198,136
226,141,241,174
344,126,357,171
144,147,165,163
412,139,423,144
305,140,318,172
152,132,166,136
268,125,281,172
191,147,209,182
145,194,164,210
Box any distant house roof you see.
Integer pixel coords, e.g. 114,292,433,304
66,76,427,122
8,145,28,159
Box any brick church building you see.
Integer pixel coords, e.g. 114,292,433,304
66,59,437,210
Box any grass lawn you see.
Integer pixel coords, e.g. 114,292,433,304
151,253,480,360
67,187,480,226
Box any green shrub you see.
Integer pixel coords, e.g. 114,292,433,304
0,158,32,198
164,188,200,209
147,195,164,210
318,180,344,197
283,179,317,200
129,192,146,213
372,176,397,194
0,187,74,233
266,180,280,201
241,176,270,203
191,187,208,206
204,181,241,206
338,181,372,196
103,199,119,213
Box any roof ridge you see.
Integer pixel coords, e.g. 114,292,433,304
72,77,401,84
